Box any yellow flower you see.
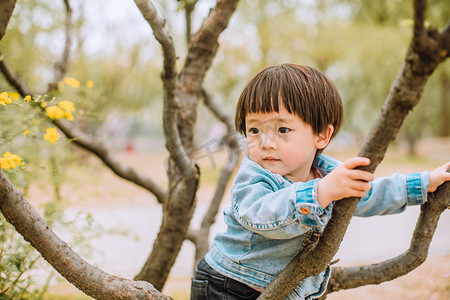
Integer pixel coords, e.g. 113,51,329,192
0,152,24,170
58,100,75,112
86,80,94,89
24,95,31,102
63,77,80,88
41,101,48,108
64,112,74,120
44,127,60,144
0,91,12,105
46,106,65,119
9,92,20,101
24,130,30,135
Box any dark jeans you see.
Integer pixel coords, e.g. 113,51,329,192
190,258,261,300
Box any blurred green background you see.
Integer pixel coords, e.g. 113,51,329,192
0,0,449,299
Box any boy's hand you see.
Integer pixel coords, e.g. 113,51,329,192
317,157,374,209
427,162,450,193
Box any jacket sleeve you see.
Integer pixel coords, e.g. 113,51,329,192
354,171,429,217
231,161,332,239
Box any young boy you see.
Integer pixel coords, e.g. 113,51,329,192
191,64,450,300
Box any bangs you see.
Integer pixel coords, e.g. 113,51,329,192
244,68,288,115
235,65,307,134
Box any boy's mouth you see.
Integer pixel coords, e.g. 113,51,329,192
263,156,280,161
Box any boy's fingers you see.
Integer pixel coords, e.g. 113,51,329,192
443,161,450,172
344,157,371,169
350,170,374,182
349,180,372,192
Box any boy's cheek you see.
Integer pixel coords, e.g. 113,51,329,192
246,140,258,156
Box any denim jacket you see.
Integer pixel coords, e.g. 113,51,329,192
204,154,429,299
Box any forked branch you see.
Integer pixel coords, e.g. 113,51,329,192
181,0,239,93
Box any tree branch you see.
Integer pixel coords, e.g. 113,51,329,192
259,1,449,298
0,170,172,300
135,0,196,177
442,24,450,57
200,89,241,230
0,0,15,40
134,0,177,82
48,0,73,91
324,182,449,295
183,0,196,45
54,119,168,203
181,0,239,93
187,90,242,267
0,50,32,96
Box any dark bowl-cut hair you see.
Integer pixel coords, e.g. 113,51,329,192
235,64,343,143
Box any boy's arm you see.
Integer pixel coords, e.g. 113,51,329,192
354,161,450,217
354,171,428,217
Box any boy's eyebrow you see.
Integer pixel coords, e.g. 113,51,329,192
246,116,295,125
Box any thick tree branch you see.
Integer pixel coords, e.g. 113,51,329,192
259,1,449,299
181,0,239,93
0,170,172,300
324,181,449,295
0,0,15,40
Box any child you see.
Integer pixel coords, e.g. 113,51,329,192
190,64,450,300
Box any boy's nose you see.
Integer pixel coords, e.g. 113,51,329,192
260,133,278,150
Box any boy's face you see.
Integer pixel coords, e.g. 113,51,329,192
245,106,329,182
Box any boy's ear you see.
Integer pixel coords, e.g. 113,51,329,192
316,125,334,150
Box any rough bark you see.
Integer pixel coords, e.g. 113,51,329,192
0,170,172,300
259,1,450,299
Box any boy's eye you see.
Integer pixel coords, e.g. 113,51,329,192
278,127,290,134
248,128,259,135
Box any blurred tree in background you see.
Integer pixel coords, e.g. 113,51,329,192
0,0,448,299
